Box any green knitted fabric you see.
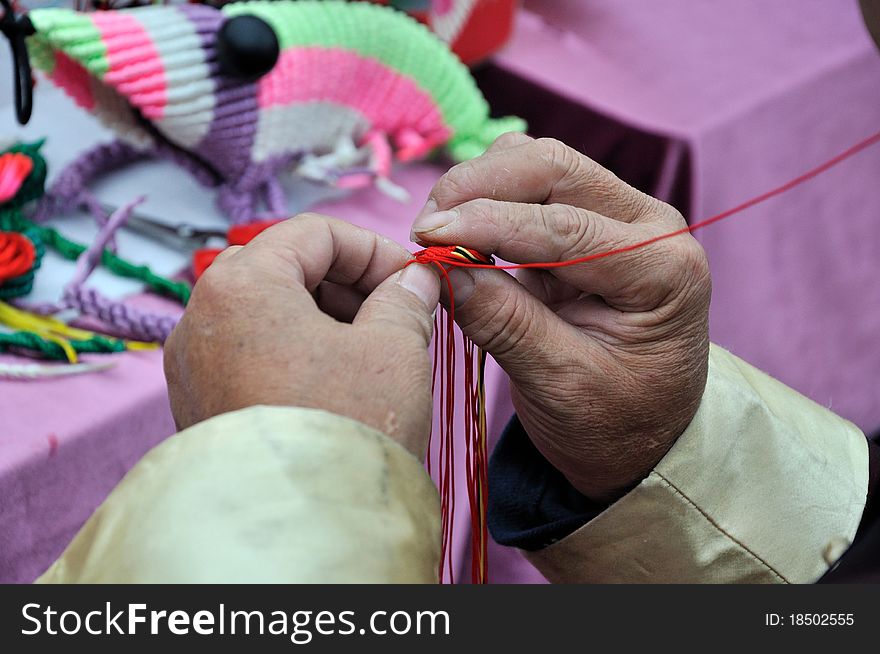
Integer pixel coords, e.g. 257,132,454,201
27,9,109,77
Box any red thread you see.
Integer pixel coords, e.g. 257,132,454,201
406,255,490,583
410,128,880,585
0,230,36,284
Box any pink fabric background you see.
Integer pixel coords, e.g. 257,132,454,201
488,0,880,435
2,0,879,583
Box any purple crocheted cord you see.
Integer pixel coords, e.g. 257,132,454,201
62,285,178,342
58,198,181,343
33,139,222,224
33,141,146,223
34,138,295,225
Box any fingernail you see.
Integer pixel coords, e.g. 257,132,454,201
417,198,438,220
412,208,459,237
446,268,475,308
410,199,437,242
398,265,439,309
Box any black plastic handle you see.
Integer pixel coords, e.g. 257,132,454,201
1,0,35,125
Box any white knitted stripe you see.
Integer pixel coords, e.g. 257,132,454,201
135,6,215,149
252,102,370,163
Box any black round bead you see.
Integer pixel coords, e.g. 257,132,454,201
217,15,280,82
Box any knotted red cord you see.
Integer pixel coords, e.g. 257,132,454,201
409,128,880,585
0,230,35,284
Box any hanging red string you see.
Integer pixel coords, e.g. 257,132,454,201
409,127,880,584
408,246,495,584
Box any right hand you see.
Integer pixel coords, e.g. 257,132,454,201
411,135,712,502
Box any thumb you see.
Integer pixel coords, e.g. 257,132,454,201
354,264,440,347
443,266,569,378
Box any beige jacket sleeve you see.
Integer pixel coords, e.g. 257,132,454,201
38,345,868,585
37,406,440,583
525,344,869,584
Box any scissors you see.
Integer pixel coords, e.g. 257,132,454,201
103,203,283,277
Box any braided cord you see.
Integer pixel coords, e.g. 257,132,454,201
0,330,126,360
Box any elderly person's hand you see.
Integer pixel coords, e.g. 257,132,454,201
164,214,440,459
411,134,711,502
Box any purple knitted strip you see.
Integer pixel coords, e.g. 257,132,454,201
152,140,222,188
67,198,144,288
175,2,223,27
197,84,260,182
264,176,287,216
34,138,222,228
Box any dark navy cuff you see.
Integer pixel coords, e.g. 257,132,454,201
487,415,607,551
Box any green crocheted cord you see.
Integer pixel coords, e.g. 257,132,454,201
0,330,126,360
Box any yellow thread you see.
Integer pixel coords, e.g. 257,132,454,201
0,301,80,362
125,340,159,351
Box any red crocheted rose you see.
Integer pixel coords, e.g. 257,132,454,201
0,231,36,284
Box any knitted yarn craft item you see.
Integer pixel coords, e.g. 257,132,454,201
23,1,526,223
0,359,115,379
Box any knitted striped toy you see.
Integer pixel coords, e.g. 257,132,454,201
21,1,526,222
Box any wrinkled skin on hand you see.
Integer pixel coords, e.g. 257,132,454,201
412,134,712,501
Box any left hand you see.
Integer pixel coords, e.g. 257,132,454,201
164,214,441,459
